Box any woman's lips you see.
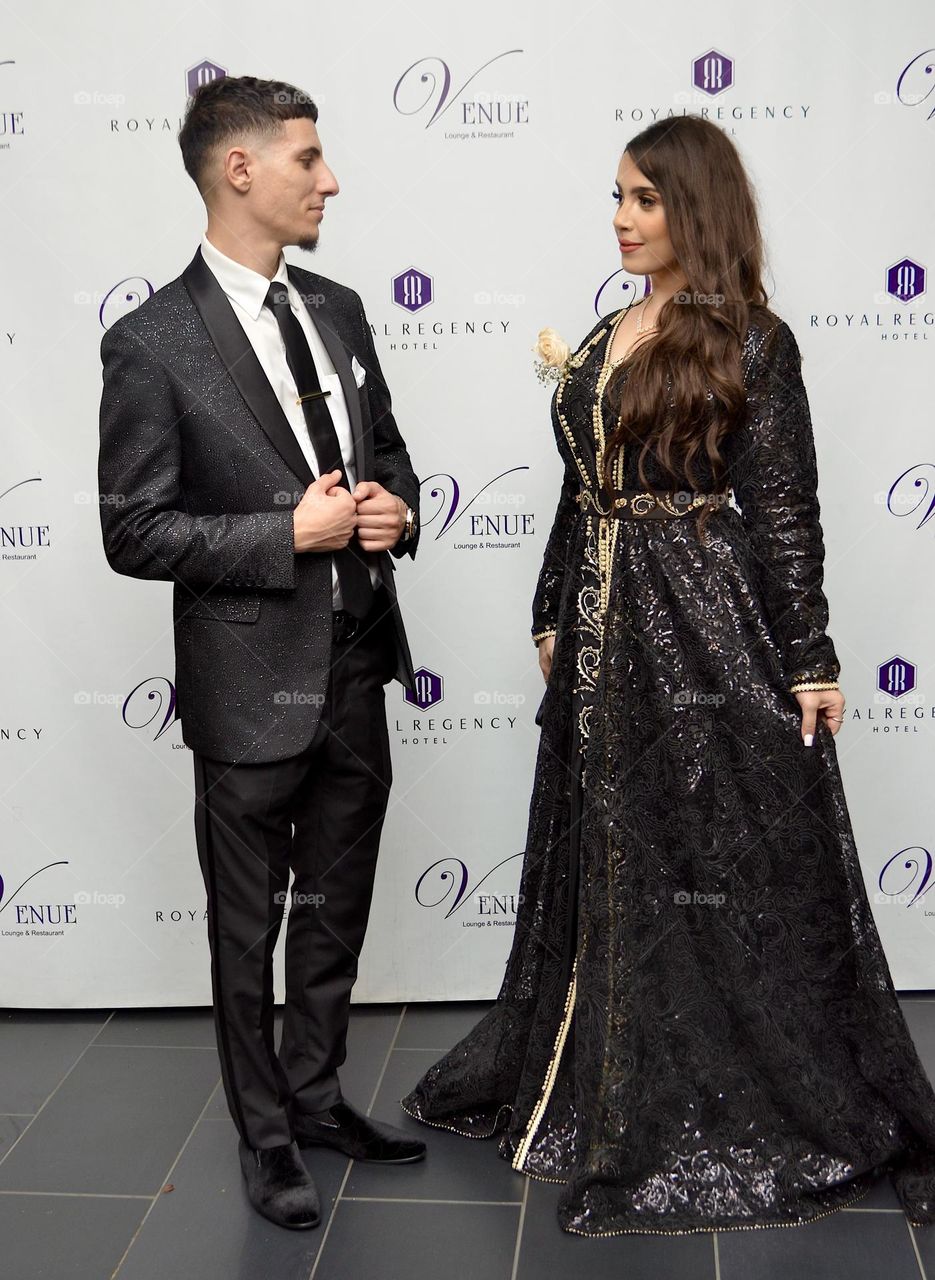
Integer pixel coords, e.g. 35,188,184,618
619,241,642,252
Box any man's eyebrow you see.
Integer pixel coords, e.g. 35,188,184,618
296,146,321,159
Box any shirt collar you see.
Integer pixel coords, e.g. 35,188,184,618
200,232,290,322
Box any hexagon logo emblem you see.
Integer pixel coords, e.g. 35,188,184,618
405,667,444,710
692,49,734,97
877,655,916,699
886,258,926,304
392,266,434,314
186,59,227,99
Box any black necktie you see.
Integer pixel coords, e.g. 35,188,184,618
263,280,373,618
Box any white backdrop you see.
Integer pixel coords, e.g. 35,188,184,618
1,0,932,1007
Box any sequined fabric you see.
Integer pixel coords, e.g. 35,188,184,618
401,306,935,1235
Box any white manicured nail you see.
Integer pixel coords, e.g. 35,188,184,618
804,733,814,747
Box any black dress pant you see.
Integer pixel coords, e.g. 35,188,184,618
192,592,395,1149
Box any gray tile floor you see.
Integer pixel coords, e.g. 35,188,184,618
3,996,935,1279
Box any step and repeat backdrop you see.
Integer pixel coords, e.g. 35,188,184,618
1,1,932,1005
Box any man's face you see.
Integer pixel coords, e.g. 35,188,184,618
243,117,339,252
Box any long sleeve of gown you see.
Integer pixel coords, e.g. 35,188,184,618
728,320,841,693
531,460,579,645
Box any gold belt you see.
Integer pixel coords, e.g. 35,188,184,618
576,487,731,519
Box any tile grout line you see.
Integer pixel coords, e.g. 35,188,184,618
83,1044,220,1051
110,1079,221,1277
392,1045,454,1052
0,1190,152,1199
308,1003,408,1280
342,1195,522,1206
510,1174,530,1280
0,1011,117,1169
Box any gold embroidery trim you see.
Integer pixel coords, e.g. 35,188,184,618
532,629,557,645
512,315,628,1174
511,957,578,1170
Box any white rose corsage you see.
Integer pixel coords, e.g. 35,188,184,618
532,327,571,384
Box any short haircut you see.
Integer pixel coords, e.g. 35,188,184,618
178,74,318,196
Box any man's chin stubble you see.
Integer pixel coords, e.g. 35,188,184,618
296,236,319,253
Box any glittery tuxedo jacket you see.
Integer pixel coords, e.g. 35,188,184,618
98,246,420,764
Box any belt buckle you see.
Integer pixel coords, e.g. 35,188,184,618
630,492,658,517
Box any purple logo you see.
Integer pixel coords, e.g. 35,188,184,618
879,846,934,907
405,667,444,710
393,50,523,129
123,677,179,740
692,49,733,97
594,271,650,316
100,277,155,329
1,476,49,554
886,257,926,303
0,860,75,927
896,50,935,120
877,655,917,699
392,267,433,313
422,467,531,540
1,58,23,141
887,463,935,530
185,59,226,99
415,854,524,918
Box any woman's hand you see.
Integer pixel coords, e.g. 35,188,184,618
794,687,845,745
537,635,555,683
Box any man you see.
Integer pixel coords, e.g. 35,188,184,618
98,74,425,1231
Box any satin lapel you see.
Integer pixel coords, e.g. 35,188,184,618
290,266,366,483
181,248,315,487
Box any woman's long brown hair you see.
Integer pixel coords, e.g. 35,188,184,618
602,116,773,540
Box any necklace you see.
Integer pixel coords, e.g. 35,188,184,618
635,297,657,334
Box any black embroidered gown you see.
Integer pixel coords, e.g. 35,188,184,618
401,303,935,1236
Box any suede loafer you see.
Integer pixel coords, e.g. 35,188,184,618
238,1138,321,1229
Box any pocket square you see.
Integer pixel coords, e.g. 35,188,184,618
351,355,367,388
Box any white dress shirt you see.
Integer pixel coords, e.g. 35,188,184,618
200,232,380,608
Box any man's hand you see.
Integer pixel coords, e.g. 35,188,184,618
293,471,358,552
352,481,407,552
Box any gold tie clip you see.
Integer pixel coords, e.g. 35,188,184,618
296,390,331,404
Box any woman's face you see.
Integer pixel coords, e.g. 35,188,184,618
612,152,680,278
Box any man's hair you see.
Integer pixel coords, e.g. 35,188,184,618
178,74,318,197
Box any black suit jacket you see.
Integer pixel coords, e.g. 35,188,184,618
98,246,420,764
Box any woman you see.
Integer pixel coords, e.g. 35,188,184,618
401,116,935,1236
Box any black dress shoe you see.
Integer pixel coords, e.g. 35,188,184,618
292,1099,426,1163
238,1138,321,1229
